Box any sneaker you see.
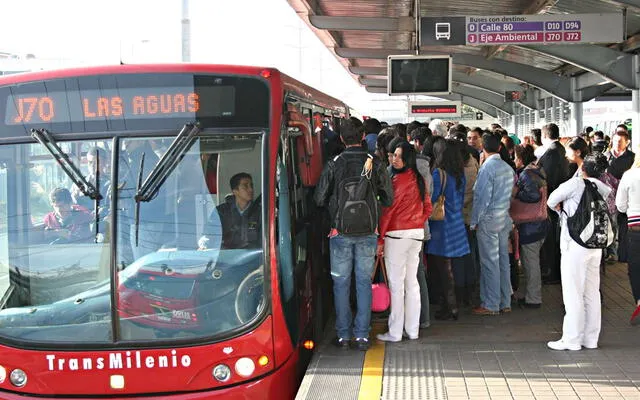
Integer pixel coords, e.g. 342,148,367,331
630,304,640,326
582,343,598,349
332,337,350,349
419,322,431,329
376,332,401,342
472,306,499,316
500,307,512,314
352,337,370,351
547,340,581,351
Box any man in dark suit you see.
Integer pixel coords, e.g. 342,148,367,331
606,126,635,262
537,123,569,284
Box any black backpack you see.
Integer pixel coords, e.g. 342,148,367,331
565,179,614,249
333,152,378,236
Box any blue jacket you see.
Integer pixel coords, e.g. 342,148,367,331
471,154,515,231
515,164,549,245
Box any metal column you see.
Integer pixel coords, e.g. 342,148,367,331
571,102,583,136
633,89,640,149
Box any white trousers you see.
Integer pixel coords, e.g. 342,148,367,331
560,239,602,348
384,237,422,339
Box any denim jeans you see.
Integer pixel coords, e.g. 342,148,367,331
330,234,377,339
416,253,430,326
477,222,512,312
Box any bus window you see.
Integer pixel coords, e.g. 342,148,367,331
0,165,8,300
0,141,113,343
116,134,265,341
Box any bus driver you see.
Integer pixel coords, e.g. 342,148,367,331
199,172,262,250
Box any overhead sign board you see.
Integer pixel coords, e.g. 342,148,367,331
409,101,461,118
421,13,623,46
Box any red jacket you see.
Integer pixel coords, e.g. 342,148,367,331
378,169,432,245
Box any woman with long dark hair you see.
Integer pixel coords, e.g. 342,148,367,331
376,141,432,342
426,139,470,320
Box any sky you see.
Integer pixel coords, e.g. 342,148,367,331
0,0,402,117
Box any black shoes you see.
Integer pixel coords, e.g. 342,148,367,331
516,298,541,309
333,337,350,349
332,336,370,351
434,309,459,320
352,337,370,351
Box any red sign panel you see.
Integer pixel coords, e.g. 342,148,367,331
411,105,458,114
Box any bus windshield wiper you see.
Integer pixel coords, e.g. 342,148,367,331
134,122,200,203
31,129,102,201
133,123,200,246
94,150,101,242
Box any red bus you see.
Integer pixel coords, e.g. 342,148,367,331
0,64,348,399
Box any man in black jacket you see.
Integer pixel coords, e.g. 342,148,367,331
314,118,393,351
538,123,570,284
606,127,635,262
199,173,261,250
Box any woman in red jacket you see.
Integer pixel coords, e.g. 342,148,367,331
376,141,432,342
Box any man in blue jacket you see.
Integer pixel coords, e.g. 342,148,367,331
471,133,516,315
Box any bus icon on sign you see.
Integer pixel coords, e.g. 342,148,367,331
435,23,451,40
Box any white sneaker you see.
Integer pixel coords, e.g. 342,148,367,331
376,332,401,342
582,343,598,349
547,340,581,351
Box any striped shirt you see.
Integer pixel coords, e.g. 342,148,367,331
616,167,640,227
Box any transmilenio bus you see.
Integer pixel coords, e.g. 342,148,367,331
0,64,348,399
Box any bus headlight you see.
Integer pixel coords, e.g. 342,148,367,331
234,357,255,377
212,364,231,382
9,369,27,387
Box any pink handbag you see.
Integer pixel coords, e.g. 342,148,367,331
510,186,548,224
371,256,390,312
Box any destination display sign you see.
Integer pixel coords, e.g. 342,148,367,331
409,101,461,118
421,13,623,46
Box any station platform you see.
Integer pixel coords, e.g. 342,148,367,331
296,263,640,400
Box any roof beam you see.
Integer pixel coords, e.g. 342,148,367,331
339,49,573,100
359,78,514,115
341,48,631,102
452,84,516,115
609,0,640,9
336,48,416,59
452,71,539,109
349,66,387,76
451,53,573,101
438,94,499,118
517,44,636,89
309,16,415,31
362,87,500,117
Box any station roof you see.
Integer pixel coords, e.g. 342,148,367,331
287,0,640,117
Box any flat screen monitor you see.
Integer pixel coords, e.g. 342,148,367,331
387,55,452,96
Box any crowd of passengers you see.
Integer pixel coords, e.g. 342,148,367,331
314,117,640,352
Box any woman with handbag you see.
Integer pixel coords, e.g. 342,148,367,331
426,139,469,320
511,144,548,308
376,141,432,342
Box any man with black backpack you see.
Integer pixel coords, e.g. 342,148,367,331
546,153,614,351
314,118,394,351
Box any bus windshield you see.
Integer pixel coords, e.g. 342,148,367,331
0,133,266,345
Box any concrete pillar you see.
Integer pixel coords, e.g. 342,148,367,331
571,102,583,136
633,89,640,150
